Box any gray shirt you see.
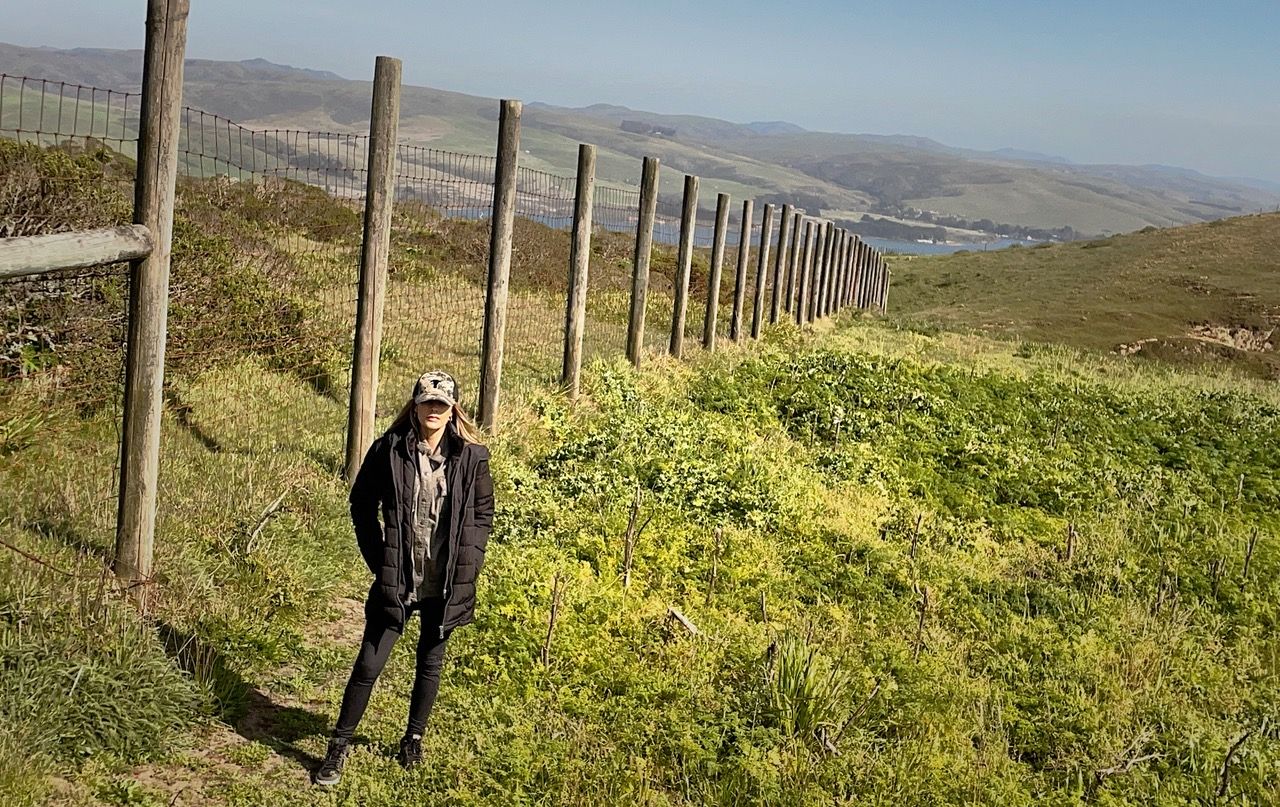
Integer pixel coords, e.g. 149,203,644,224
409,437,448,602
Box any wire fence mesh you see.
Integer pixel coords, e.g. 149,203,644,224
0,76,139,546
2,72,872,483
0,76,136,421
585,184,640,364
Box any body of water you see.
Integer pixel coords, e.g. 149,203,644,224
861,236,1039,255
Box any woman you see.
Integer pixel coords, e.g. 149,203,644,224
315,370,494,786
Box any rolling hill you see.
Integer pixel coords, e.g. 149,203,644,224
887,211,1280,377
2,42,1278,236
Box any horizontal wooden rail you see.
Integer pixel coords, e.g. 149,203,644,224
0,224,153,280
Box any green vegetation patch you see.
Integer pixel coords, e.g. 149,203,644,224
888,212,1280,379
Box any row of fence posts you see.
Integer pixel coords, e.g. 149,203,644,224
342,56,891,481
0,16,890,600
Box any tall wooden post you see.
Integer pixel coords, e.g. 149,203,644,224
730,199,753,341
841,237,851,308
832,230,846,313
829,229,839,317
808,221,827,323
114,0,189,600
769,203,792,323
860,242,870,308
477,99,521,432
560,143,596,399
858,246,869,309
795,220,814,325
815,222,829,319
626,156,659,367
343,56,402,484
875,256,885,312
883,267,892,313
751,203,774,338
849,236,860,309
669,173,699,358
834,229,844,315
784,210,802,314
829,226,839,321
703,192,731,350
875,249,885,309
869,251,881,309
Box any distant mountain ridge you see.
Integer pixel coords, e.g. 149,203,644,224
3,42,1278,236
0,42,345,89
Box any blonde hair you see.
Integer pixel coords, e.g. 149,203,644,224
387,398,484,445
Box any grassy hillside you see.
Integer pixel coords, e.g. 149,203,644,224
888,212,1280,378
4,43,1279,236
4,323,1279,806
2,140,1280,806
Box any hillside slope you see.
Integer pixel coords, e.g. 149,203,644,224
888,212,1280,377
2,137,1279,806
3,42,1278,234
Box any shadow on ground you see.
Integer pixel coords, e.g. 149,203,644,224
156,622,332,774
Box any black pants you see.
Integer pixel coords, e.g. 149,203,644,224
333,597,451,740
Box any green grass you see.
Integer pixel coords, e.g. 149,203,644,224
4,137,1279,806
3,323,1279,805
887,212,1280,378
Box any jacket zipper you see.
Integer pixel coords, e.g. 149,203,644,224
386,435,407,625
438,455,475,639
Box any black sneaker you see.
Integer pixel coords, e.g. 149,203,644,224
396,733,423,770
314,738,349,786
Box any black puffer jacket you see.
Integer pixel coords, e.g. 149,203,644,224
349,419,494,634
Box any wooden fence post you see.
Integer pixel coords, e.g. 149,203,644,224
860,247,870,309
869,253,878,310
875,253,885,310
784,210,802,314
560,143,596,399
477,99,521,433
839,236,848,309
857,243,870,309
821,221,835,320
769,203,792,323
879,260,890,313
827,228,842,317
810,220,829,323
626,156,659,367
839,231,852,312
795,220,814,325
834,234,844,311
114,0,189,600
343,56,402,484
808,221,819,322
703,193,731,350
751,203,774,338
669,174,699,358
829,228,839,318
849,236,860,309
730,199,753,342
818,222,833,319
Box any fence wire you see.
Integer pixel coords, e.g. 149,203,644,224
584,184,640,363
0,76,135,424
164,108,365,459
383,145,496,415
3,72,857,481
0,76,137,544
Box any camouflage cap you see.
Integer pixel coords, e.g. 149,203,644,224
412,370,459,407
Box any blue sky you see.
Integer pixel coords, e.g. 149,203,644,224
6,0,1279,182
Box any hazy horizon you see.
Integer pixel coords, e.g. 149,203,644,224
5,0,1279,184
